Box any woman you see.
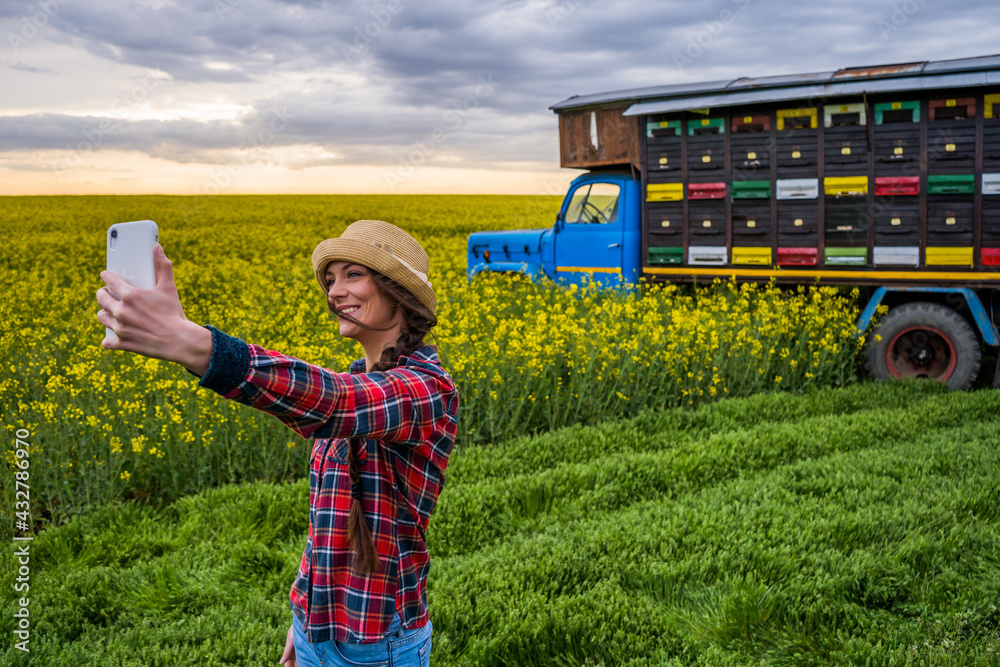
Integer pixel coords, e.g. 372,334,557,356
96,219,459,667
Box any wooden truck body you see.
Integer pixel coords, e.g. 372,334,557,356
467,54,1000,388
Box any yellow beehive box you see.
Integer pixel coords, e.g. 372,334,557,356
985,93,1000,119
824,176,869,196
732,247,772,266
776,107,817,130
646,183,684,202
925,247,974,267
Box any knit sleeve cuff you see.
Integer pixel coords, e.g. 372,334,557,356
186,324,251,396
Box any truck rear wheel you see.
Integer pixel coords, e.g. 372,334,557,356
866,301,981,390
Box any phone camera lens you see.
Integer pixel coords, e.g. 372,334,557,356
111,229,118,239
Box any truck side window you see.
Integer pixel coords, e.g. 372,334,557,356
564,183,620,224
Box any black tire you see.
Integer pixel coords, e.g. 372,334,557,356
866,301,981,390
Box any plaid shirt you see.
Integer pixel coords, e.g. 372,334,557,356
188,325,459,644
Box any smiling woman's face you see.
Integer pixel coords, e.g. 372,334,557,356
324,261,400,343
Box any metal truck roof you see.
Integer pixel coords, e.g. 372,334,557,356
549,53,1000,115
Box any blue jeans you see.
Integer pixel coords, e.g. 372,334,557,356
291,611,432,667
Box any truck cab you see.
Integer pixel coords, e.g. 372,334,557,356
467,170,641,287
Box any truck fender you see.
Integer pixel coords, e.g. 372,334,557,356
468,261,549,282
855,287,1000,346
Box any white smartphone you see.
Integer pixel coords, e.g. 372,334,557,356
105,220,159,343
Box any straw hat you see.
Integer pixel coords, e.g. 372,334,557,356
311,220,437,313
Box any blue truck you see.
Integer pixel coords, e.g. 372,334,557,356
468,54,1000,389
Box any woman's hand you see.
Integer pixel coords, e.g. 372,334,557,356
96,244,213,375
279,624,297,666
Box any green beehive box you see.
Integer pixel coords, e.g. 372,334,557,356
731,180,771,199
825,247,867,266
927,174,975,195
648,247,683,265
688,117,725,135
874,100,920,124
646,120,682,138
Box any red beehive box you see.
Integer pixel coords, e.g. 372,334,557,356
982,248,1000,266
777,247,818,266
688,182,726,199
875,176,921,196
731,114,771,133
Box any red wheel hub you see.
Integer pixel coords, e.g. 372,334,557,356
885,325,957,381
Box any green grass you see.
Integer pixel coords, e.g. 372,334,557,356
3,380,1000,665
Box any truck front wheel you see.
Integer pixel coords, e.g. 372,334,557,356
866,301,981,390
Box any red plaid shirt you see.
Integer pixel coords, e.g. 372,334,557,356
189,325,459,643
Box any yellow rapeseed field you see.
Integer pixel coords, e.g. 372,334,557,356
1,195,868,525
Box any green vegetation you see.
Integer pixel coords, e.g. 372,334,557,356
2,195,865,526
4,380,999,665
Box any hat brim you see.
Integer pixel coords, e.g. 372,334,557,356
312,238,437,313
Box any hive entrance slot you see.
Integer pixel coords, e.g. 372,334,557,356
784,116,812,130
881,109,914,124
934,106,970,121
830,112,862,127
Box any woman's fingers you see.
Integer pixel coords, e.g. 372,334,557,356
96,274,131,341
99,268,130,302
96,284,120,312
153,244,176,287
97,310,114,346
279,624,296,666
94,245,192,362
96,287,130,346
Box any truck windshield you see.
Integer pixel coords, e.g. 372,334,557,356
564,182,620,224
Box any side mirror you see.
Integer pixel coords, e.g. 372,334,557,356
555,211,564,228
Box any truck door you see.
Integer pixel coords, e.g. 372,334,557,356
553,181,624,287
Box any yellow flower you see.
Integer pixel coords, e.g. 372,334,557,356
120,471,131,481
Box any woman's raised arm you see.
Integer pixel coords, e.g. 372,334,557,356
97,244,457,459
189,326,457,461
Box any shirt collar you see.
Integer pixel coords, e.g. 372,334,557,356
348,344,440,375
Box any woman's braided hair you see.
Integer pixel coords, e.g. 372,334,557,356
331,267,437,576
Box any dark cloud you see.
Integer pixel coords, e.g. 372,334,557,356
0,87,547,168
0,112,245,153
0,0,997,173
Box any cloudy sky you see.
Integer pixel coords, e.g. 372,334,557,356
0,0,996,195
